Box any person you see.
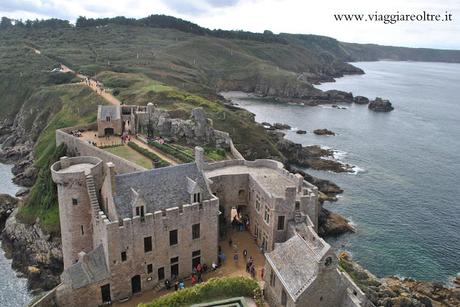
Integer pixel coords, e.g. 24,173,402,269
233,252,238,264
197,272,203,283
196,263,202,274
191,274,197,285
212,262,218,271
250,265,256,278
174,281,179,291
179,280,185,289
243,249,248,258
202,263,208,272
261,267,265,279
164,279,171,290
228,237,232,247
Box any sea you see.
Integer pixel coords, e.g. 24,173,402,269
223,61,460,284
0,163,31,306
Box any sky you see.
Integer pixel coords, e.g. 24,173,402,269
1,0,459,49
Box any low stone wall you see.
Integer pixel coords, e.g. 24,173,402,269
30,286,58,307
56,129,144,174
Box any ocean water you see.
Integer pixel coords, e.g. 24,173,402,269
224,61,460,283
0,163,31,306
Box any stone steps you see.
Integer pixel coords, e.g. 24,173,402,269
85,174,100,219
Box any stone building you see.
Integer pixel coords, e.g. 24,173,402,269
96,104,230,149
43,123,368,306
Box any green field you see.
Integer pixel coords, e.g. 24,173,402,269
104,145,153,169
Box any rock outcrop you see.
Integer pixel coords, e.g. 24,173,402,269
339,253,460,307
1,209,63,291
318,207,355,237
0,194,18,230
368,97,394,112
354,96,370,105
296,129,307,134
314,128,336,136
272,123,291,130
277,138,353,173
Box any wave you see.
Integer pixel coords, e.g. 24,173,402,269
351,165,366,175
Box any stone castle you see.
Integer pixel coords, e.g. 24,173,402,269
37,105,368,307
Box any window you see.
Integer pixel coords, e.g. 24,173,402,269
255,200,260,212
147,264,153,274
295,201,300,211
193,193,201,203
192,223,200,240
281,289,287,306
170,256,179,264
81,225,84,235
72,198,78,206
158,267,165,280
106,116,111,122
264,206,270,224
121,251,127,262
270,270,276,287
135,206,145,217
277,216,285,231
169,230,178,246
144,236,152,253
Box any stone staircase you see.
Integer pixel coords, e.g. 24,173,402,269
85,174,100,220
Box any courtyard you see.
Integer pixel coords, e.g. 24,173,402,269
114,228,265,307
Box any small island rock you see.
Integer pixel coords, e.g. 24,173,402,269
273,122,291,130
369,97,394,112
296,130,307,134
314,129,335,136
353,96,370,104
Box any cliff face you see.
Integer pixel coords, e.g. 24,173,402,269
1,209,63,291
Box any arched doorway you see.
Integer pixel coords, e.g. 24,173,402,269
131,275,141,294
104,127,114,136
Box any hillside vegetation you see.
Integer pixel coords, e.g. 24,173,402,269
1,15,460,235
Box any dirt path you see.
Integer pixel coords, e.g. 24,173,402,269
60,64,122,105
131,138,180,166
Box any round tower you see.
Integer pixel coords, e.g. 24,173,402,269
51,156,103,269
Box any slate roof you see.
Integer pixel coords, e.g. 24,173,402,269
65,244,110,289
265,234,320,301
113,163,212,219
98,105,120,121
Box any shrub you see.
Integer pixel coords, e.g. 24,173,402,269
127,141,170,168
148,141,194,163
142,276,260,307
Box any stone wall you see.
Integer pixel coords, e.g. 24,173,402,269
92,198,220,302
56,128,144,174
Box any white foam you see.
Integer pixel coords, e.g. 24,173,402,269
333,150,348,160
351,165,366,175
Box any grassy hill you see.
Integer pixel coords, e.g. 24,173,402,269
1,15,460,234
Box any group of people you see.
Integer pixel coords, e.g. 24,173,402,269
164,263,211,292
228,237,263,280
231,215,250,232
70,129,82,137
120,133,131,144
84,77,105,94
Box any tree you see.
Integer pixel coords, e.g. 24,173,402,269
0,17,13,29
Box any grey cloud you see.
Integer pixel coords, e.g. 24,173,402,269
0,0,73,20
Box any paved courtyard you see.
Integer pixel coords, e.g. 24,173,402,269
115,228,265,307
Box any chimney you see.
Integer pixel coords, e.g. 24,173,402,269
195,146,205,170
295,173,304,192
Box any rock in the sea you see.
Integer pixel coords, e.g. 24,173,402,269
318,207,355,237
0,194,18,229
354,96,370,105
15,188,30,197
314,128,335,136
368,97,394,112
273,122,291,130
296,129,307,134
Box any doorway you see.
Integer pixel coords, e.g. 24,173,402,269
100,284,111,303
131,275,141,294
104,127,114,136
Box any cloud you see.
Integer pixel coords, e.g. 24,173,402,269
0,0,459,49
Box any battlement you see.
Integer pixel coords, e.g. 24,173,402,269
51,156,103,184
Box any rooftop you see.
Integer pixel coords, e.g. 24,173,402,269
265,234,320,301
64,244,110,289
55,163,94,174
113,163,212,219
98,105,120,121
205,164,298,198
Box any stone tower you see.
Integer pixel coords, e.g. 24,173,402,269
51,156,104,269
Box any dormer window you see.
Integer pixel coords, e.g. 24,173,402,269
135,205,145,218
193,193,201,203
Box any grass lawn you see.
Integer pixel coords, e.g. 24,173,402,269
105,145,153,169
